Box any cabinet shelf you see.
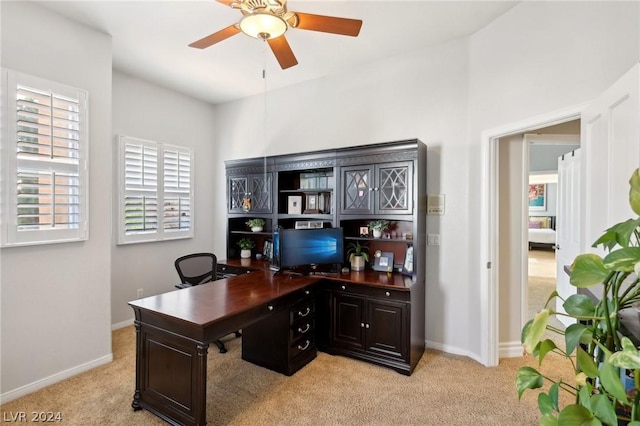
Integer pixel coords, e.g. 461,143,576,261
280,188,333,194
344,236,413,244
230,230,273,236
278,214,334,220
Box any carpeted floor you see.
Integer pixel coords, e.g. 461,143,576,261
528,249,566,349
0,324,575,425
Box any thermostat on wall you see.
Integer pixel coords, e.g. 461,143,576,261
427,194,445,215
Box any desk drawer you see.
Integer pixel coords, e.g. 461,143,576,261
290,335,315,360
290,300,315,323
332,282,410,302
290,318,315,341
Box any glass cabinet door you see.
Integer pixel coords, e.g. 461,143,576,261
376,162,413,214
341,166,374,214
228,176,249,213
249,173,272,213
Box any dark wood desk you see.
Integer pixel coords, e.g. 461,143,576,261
129,261,421,426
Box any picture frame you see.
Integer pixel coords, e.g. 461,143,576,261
528,183,546,211
287,195,302,214
402,244,414,276
373,251,394,272
304,194,319,214
359,226,369,237
262,239,273,260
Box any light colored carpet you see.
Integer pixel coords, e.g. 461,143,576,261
0,325,575,425
528,249,566,349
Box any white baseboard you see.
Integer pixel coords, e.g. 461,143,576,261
499,340,524,358
111,318,134,330
0,353,113,405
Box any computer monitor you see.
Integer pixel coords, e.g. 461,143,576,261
271,227,344,273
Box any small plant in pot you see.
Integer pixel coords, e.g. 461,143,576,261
368,220,390,238
246,218,265,232
517,168,640,425
347,241,369,271
237,237,255,259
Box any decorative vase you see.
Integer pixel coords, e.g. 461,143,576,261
240,249,251,259
251,226,263,232
351,255,365,271
372,229,382,238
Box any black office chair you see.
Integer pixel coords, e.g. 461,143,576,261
174,252,241,353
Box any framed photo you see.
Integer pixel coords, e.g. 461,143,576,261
528,184,546,211
402,244,414,276
304,194,319,214
288,195,302,214
373,251,394,272
359,226,369,237
263,239,273,260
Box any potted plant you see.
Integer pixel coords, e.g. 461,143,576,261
237,237,256,259
517,168,640,425
346,241,369,271
246,218,265,232
368,220,390,238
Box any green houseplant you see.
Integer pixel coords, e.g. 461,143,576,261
517,168,640,425
237,237,256,259
368,220,390,238
246,218,265,232
347,241,369,271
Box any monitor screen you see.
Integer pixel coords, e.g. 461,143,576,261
272,227,344,271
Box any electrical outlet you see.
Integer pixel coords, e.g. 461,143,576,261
137,288,143,298
427,234,441,246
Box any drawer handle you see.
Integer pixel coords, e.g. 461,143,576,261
297,340,310,351
298,307,311,317
341,285,346,290
366,324,370,329
385,291,390,297
298,323,311,334
305,289,310,295
360,322,365,328
267,305,274,311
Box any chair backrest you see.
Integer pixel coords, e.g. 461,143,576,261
175,253,217,286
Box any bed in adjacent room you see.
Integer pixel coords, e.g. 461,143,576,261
528,216,556,250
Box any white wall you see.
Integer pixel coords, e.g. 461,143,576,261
467,0,639,358
0,2,113,399
214,1,640,360
111,70,218,326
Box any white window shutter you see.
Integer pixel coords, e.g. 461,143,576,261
2,69,88,247
117,136,193,244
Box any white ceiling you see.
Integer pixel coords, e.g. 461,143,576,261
34,0,519,105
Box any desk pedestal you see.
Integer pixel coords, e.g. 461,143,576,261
132,321,208,426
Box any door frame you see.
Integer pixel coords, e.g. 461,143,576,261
479,103,587,367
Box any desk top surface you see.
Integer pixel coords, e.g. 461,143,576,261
129,259,415,327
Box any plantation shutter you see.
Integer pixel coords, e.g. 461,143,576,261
117,136,193,244
163,146,192,232
2,69,88,247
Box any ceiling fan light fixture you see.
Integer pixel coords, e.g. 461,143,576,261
239,13,287,40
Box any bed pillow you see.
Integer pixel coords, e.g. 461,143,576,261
529,216,551,229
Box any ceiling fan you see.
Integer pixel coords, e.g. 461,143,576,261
189,0,363,70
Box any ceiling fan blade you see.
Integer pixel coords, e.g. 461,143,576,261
293,12,362,37
267,36,298,70
189,24,241,49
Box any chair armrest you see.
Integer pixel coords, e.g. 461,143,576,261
175,283,193,289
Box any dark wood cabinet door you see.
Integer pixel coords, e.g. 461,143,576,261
331,292,365,350
365,299,407,361
227,173,272,213
376,161,413,214
228,176,249,213
341,165,374,214
249,173,272,213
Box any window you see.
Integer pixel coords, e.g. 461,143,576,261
116,135,193,244
1,69,88,247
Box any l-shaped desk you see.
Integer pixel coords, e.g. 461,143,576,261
129,260,424,426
